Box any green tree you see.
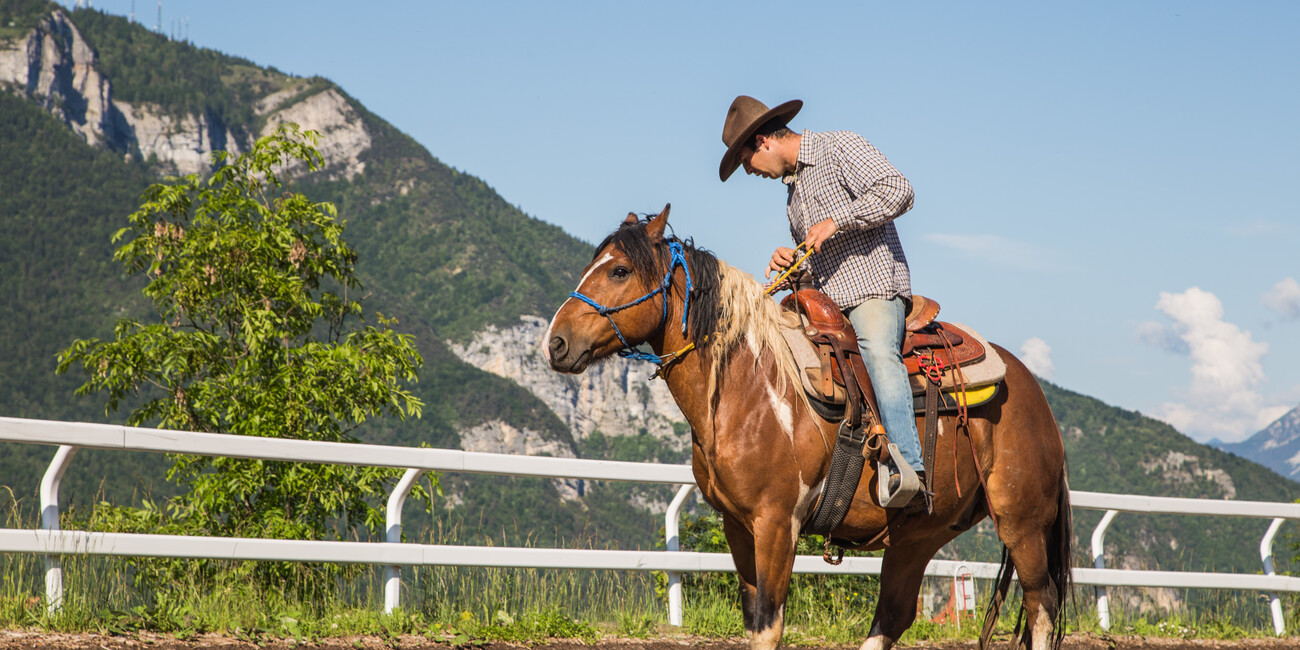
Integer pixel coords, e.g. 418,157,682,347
56,125,429,588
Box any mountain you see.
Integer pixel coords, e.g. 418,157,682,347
1041,381,1297,568
1214,406,1300,482
0,1,684,546
1,1,1296,586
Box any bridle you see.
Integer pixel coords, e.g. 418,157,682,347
567,240,694,366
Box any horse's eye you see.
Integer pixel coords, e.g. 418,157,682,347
611,266,631,279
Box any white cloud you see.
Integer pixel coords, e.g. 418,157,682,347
1019,337,1055,380
921,233,1055,271
1263,277,1300,320
1144,287,1284,442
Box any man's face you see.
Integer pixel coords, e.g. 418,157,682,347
740,135,785,179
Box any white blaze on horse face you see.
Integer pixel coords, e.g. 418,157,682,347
544,252,615,363
576,252,616,291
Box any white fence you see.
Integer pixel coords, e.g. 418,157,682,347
1,416,1298,635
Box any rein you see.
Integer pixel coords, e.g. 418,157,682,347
568,240,695,367
762,244,815,296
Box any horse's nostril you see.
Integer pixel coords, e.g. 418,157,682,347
549,335,568,360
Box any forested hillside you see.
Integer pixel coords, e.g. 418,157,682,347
1043,380,1297,573
0,1,630,545
0,91,165,506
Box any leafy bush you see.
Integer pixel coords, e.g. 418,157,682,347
55,126,432,596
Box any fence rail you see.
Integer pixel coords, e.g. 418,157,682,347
1,416,1297,635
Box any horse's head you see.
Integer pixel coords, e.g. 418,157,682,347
545,204,679,374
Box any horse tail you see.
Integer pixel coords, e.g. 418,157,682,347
1048,470,1074,649
978,542,1014,650
977,470,1074,650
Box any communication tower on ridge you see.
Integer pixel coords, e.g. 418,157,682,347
154,0,161,34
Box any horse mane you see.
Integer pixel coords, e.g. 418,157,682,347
594,219,808,409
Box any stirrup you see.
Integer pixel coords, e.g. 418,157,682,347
877,444,921,508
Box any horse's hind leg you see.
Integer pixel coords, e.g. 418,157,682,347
860,535,949,650
724,512,798,650
992,498,1064,648
1002,530,1060,648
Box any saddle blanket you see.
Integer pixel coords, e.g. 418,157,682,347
906,322,1006,395
778,319,1007,412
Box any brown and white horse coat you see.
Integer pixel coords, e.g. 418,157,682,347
546,207,1071,650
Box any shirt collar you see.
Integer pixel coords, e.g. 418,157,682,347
783,130,816,185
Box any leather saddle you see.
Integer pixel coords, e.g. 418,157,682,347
782,289,1001,529
779,290,986,410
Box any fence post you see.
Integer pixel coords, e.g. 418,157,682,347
664,484,694,626
1260,517,1286,636
39,445,77,614
1091,509,1118,630
384,468,424,614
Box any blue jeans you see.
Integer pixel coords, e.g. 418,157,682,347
846,297,922,473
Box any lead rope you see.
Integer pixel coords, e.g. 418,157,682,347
762,244,815,296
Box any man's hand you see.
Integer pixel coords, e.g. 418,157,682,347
803,218,839,252
766,246,796,279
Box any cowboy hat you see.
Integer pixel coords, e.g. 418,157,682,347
718,95,802,181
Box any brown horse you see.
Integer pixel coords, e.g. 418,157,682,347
545,206,1071,650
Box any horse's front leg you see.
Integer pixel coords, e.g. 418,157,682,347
724,509,798,650
860,536,947,650
721,514,760,633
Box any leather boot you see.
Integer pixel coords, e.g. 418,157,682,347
888,471,930,516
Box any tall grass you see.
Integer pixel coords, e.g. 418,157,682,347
0,495,1292,642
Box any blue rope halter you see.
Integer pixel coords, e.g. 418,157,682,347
568,240,694,365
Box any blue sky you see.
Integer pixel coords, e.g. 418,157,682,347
67,1,1299,443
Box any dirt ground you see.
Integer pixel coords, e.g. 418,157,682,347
1,632,1298,650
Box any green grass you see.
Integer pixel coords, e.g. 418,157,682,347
1,560,1293,644
0,497,1294,643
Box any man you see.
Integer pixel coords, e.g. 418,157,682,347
718,95,925,513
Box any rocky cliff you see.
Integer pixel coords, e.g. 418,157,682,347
258,83,370,180
0,8,367,178
0,9,122,148
449,315,688,452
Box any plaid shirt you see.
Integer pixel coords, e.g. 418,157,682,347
785,130,914,309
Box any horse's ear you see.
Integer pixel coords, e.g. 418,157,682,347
624,212,638,225
645,203,670,240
